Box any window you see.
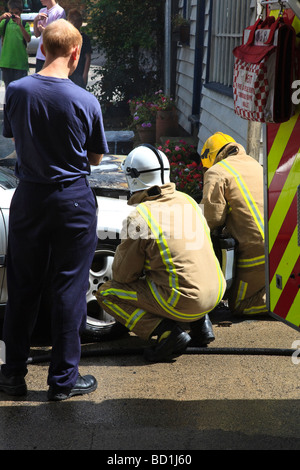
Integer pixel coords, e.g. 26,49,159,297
182,0,192,19
207,0,253,93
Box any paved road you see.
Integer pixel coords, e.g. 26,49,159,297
0,309,300,451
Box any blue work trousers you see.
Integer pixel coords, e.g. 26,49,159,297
2,177,98,389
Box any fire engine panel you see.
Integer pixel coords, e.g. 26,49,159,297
264,1,300,331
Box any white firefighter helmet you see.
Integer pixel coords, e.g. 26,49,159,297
122,144,170,193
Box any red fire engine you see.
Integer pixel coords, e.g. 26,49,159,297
264,0,300,331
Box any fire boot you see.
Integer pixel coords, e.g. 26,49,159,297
144,320,191,362
189,314,215,347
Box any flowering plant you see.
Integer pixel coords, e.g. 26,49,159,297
157,139,203,201
128,90,177,129
128,96,157,128
153,90,176,111
172,13,190,28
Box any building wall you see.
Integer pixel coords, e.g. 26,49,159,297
175,0,258,155
175,0,197,135
197,0,257,154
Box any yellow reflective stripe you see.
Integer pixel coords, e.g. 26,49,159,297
267,113,299,187
100,289,146,331
182,193,225,305
237,255,265,268
138,195,225,320
102,299,146,331
243,305,268,315
101,298,130,323
126,308,146,330
147,279,213,320
147,279,184,318
285,290,300,326
100,287,137,301
217,160,264,240
137,203,180,307
144,259,151,270
269,227,298,312
235,280,247,308
268,148,300,251
100,287,138,324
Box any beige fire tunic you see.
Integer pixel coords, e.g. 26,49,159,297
96,182,226,340
201,143,267,315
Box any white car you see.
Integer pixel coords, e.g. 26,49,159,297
0,155,132,340
21,12,39,56
0,154,236,340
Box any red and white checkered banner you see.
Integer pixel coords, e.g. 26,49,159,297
233,57,271,121
233,15,296,123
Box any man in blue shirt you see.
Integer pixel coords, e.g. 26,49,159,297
0,19,108,401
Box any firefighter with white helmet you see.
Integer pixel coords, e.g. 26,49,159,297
96,144,226,362
121,143,171,191
200,132,267,316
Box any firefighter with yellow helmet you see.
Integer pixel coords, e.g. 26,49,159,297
95,144,226,362
200,132,268,316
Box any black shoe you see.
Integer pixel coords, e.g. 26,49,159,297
189,315,215,347
144,325,191,363
0,368,27,397
47,374,97,401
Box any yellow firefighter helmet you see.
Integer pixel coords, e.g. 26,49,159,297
200,132,236,169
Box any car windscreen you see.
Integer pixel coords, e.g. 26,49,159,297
0,168,18,189
89,154,129,198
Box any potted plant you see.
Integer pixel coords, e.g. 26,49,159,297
156,139,203,201
128,96,157,144
172,14,190,45
153,90,179,142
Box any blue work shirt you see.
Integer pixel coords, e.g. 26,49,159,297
3,73,108,184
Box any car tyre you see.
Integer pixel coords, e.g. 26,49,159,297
83,244,128,341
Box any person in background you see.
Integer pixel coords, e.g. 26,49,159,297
200,132,267,317
0,19,108,401
96,144,225,362
34,0,65,72
0,0,31,89
67,8,92,89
